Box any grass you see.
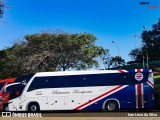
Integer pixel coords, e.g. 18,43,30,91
154,75,160,79
155,85,160,91
153,74,160,92
154,75,160,85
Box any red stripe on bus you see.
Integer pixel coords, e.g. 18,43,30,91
0,78,16,83
137,69,141,72
148,80,154,88
118,70,126,73
73,85,124,110
137,84,142,109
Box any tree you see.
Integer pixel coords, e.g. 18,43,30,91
100,49,113,69
0,48,16,79
129,48,143,62
0,31,106,78
101,50,126,69
0,1,4,18
111,56,125,68
129,18,160,62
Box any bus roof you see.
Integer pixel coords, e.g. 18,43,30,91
34,69,151,77
0,78,16,83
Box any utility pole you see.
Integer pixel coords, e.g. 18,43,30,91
143,56,145,69
143,26,149,69
146,52,149,68
112,41,121,69
112,41,121,57
132,34,139,49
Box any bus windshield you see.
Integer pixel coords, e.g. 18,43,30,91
14,74,35,84
7,74,35,100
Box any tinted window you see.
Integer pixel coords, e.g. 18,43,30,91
27,77,48,91
48,76,67,88
66,73,126,87
27,76,67,91
66,74,106,87
0,83,5,91
66,72,149,87
105,72,148,85
105,73,124,85
8,74,35,98
7,84,25,100
27,72,149,91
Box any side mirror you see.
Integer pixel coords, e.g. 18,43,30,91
3,88,7,94
21,80,27,85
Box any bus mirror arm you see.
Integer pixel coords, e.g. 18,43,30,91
3,86,7,94
3,82,21,94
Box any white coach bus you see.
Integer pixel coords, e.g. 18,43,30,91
6,69,154,112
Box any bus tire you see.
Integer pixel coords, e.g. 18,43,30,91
3,104,9,112
105,101,119,112
28,102,40,112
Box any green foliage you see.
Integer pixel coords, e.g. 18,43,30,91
154,89,160,108
129,18,160,61
111,56,125,68
0,31,106,79
0,48,17,79
100,50,126,69
154,75,160,108
100,49,112,69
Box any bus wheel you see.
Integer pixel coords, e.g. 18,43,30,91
28,103,40,112
105,101,119,112
3,104,9,112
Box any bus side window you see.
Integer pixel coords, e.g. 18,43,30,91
66,74,106,87
105,73,126,85
27,77,49,92
27,84,37,92
48,76,67,88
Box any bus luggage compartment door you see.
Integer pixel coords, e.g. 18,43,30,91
65,96,81,110
48,96,65,110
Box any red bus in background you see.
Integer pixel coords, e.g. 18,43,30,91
0,78,16,111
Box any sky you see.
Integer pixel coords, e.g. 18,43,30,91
0,0,160,66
